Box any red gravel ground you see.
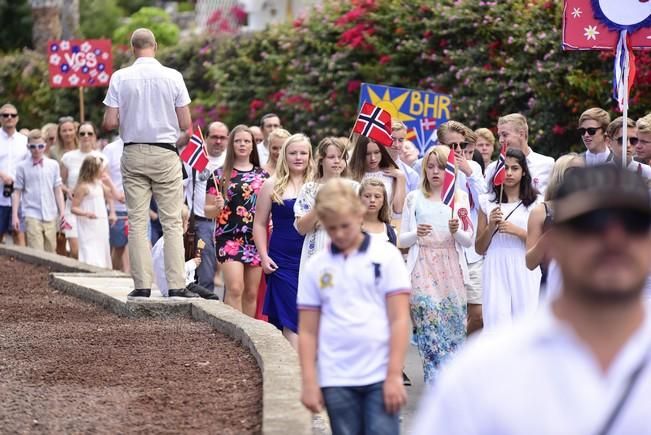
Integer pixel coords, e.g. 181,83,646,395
0,256,262,434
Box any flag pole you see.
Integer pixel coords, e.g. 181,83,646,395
78,87,85,122
451,156,457,219
622,40,629,168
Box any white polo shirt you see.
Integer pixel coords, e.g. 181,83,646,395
297,234,411,387
412,302,651,435
485,148,555,195
14,157,62,221
102,138,126,213
103,57,191,144
0,129,29,207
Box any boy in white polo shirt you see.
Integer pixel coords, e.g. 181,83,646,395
298,178,411,435
11,129,64,252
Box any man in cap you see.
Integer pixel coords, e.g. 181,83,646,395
412,165,651,434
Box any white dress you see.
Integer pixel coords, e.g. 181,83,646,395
77,182,111,268
479,194,541,330
294,179,359,272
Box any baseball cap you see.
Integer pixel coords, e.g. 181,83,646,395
554,165,651,224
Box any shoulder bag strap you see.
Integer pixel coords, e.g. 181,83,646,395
596,356,648,435
489,200,523,239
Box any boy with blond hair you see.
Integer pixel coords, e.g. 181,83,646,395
635,114,651,165
298,178,411,434
578,107,613,166
11,129,64,252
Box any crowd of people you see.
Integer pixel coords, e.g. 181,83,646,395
1,27,651,434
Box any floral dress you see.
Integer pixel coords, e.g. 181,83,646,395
206,167,268,265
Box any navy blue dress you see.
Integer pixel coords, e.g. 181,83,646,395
263,198,304,333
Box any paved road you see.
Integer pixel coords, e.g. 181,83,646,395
402,343,425,434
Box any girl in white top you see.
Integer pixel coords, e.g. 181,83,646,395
70,155,115,268
476,148,541,330
349,136,406,217
294,137,358,271
60,122,104,258
359,178,397,245
399,145,473,383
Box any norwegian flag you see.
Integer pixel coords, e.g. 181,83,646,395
180,125,209,172
353,103,393,147
492,143,507,186
441,148,456,209
420,117,437,131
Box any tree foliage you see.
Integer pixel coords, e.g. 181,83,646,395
0,0,33,52
80,0,124,39
113,6,180,47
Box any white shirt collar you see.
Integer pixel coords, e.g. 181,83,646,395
133,56,160,66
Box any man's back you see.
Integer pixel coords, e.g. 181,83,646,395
104,58,189,144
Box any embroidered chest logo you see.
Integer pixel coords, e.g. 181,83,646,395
319,271,334,289
372,262,382,285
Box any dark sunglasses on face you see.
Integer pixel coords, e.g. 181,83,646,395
79,131,94,137
614,136,639,146
1,113,18,118
563,208,651,236
578,127,602,136
28,143,46,150
448,142,469,150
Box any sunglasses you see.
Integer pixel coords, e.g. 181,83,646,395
1,113,18,118
578,127,602,136
79,131,95,137
614,136,639,146
563,208,651,236
28,143,46,150
448,142,469,150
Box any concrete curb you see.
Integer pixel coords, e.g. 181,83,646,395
2,245,313,435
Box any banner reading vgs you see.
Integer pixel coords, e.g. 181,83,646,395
47,39,113,88
358,83,451,155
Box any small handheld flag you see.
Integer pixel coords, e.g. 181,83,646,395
180,125,209,173
441,149,456,209
353,102,393,147
492,143,507,186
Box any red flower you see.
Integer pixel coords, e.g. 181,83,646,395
230,5,247,25
335,8,364,26
249,99,264,111
552,124,567,136
293,18,304,28
379,54,391,65
347,80,361,93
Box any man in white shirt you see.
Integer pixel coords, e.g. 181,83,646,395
249,125,264,150
102,28,197,299
578,107,614,166
607,116,651,180
102,137,129,272
0,103,29,244
484,113,554,195
257,113,281,166
184,121,229,293
413,165,651,435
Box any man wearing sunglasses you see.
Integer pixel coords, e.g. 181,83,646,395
0,103,29,244
578,107,614,166
11,130,64,252
413,165,651,434
606,117,651,181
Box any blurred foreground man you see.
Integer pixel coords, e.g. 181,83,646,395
413,165,651,435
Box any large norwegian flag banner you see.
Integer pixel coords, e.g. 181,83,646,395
562,0,651,50
353,102,394,147
47,39,113,88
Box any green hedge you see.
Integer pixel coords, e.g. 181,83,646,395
1,0,649,157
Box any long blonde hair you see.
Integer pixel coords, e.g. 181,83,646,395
272,133,315,204
220,124,260,197
545,153,583,201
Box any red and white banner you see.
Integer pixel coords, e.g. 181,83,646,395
47,39,113,88
562,0,651,50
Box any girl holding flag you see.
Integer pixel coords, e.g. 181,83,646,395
399,145,472,384
475,147,541,330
